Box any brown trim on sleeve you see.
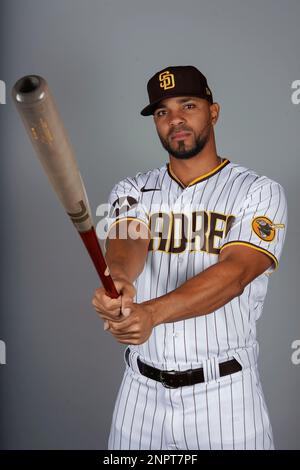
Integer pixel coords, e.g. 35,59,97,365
219,240,279,274
104,217,151,251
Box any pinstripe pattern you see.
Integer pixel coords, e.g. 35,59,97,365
106,158,286,449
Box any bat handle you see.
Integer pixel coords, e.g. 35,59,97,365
79,227,119,299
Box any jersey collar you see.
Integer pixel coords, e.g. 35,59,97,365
166,158,230,189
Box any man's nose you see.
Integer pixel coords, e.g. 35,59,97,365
169,111,186,127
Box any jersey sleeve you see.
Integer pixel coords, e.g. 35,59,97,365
104,177,150,247
220,179,288,275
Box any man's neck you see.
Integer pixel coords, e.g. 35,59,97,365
169,151,221,188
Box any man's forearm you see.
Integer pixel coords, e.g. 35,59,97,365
143,258,245,326
105,220,150,283
106,239,146,282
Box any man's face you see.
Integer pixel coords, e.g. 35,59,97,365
153,96,217,160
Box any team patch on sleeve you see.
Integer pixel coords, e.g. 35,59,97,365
251,216,285,242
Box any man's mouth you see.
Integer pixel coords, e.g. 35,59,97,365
171,131,191,141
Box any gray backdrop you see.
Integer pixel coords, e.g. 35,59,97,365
0,0,299,450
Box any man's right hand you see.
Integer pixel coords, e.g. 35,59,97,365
92,277,136,324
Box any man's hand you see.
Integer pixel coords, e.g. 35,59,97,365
92,277,136,326
105,302,154,345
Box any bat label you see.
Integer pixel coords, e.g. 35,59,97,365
67,200,90,224
30,118,54,145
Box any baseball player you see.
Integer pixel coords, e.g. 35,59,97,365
92,65,288,450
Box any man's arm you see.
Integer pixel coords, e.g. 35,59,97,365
106,245,273,344
105,219,150,283
145,245,273,326
92,219,150,321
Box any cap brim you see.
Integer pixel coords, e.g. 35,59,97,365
140,98,165,116
140,92,213,116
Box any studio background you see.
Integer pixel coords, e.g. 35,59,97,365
0,0,299,449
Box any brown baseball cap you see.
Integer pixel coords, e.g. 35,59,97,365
140,65,213,116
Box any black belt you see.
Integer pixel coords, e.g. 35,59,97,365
125,348,242,389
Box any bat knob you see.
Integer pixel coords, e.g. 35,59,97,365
12,75,47,104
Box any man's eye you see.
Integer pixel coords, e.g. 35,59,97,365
185,103,195,109
155,104,194,117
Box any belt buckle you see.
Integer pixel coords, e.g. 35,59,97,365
160,370,177,389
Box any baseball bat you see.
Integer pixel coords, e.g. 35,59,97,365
12,75,119,298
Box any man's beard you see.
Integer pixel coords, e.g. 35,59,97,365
158,127,210,160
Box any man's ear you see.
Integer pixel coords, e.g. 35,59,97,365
210,102,220,125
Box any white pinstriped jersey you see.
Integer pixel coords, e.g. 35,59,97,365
105,157,288,371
